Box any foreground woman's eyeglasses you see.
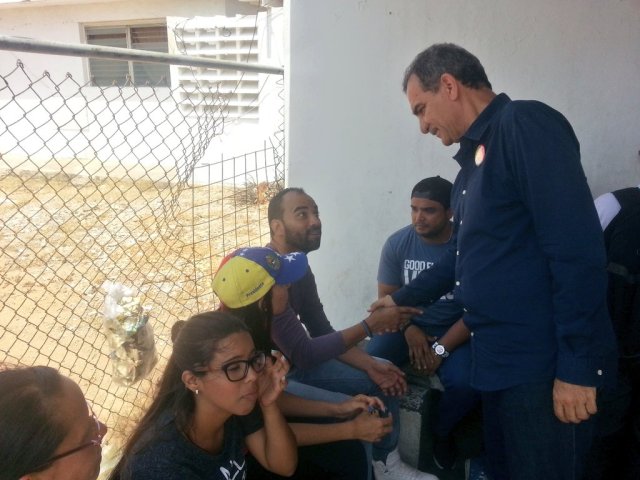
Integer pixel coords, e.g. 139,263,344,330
32,403,103,471
220,351,268,382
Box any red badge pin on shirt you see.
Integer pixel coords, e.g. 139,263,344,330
475,145,485,166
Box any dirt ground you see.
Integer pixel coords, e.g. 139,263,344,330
0,170,271,456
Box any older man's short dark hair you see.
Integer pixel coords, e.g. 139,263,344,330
402,43,492,93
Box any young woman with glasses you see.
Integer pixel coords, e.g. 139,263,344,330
212,247,390,480
107,312,297,480
0,365,107,480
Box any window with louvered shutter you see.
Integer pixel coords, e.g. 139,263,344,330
86,24,171,87
173,16,260,121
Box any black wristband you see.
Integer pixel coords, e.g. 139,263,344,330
361,319,373,337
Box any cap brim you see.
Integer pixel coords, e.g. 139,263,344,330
273,252,308,285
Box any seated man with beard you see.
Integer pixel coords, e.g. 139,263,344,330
266,187,439,480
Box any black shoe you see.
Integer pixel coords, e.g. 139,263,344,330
433,434,457,470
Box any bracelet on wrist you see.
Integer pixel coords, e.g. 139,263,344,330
361,319,373,338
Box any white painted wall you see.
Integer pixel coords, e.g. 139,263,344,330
287,0,640,329
0,1,228,79
0,0,284,181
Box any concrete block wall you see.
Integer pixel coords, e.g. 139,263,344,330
398,373,443,467
397,373,485,480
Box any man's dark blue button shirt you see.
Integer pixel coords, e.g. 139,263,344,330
392,93,617,391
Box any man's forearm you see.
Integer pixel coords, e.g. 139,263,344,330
391,243,456,306
339,322,371,349
437,318,470,352
337,346,376,372
277,391,340,418
288,421,355,446
272,307,345,369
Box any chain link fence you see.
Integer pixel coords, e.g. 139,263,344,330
0,57,284,450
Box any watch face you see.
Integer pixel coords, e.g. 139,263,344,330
435,345,446,355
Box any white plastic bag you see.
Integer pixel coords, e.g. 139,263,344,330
102,281,158,385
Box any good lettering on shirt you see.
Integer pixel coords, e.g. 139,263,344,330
403,259,453,300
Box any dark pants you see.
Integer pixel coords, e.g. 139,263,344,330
584,358,640,480
247,439,370,480
482,380,595,480
366,326,480,437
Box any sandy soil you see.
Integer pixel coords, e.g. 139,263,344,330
0,170,271,448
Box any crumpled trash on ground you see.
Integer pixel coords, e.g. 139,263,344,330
102,281,158,385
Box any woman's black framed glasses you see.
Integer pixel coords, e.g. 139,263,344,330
219,351,267,382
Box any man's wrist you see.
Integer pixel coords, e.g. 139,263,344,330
363,356,379,375
432,341,450,358
328,401,343,418
361,319,373,338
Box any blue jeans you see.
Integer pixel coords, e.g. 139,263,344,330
286,358,399,463
482,380,595,480
366,326,480,437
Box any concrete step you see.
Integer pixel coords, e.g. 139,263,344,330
397,371,487,480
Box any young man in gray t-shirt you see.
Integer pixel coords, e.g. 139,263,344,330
366,176,480,471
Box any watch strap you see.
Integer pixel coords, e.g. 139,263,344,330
432,341,450,358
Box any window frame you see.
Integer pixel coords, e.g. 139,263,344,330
83,20,171,88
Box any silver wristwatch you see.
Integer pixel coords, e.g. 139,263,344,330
432,341,450,358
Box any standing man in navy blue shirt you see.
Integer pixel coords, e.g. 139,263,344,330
371,43,617,480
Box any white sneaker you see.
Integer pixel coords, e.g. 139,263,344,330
373,449,439,480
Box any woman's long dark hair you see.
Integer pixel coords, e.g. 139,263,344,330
0,365,67,480
225,288,274,353
108,312,249,479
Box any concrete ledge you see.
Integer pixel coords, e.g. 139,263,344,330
398,383,429,467
398,371,442,467
397,370,485,480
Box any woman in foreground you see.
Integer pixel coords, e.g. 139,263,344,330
108,312,297,479
0,365,106,480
